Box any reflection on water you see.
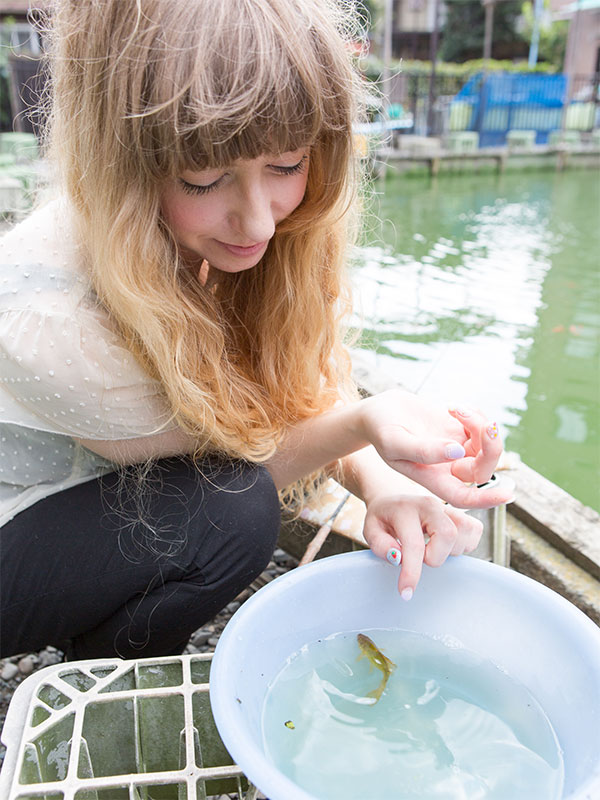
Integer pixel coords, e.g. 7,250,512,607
352,169,599,511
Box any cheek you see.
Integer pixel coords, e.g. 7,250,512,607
161,192,194,236
160,188,214,239
281,174,309,217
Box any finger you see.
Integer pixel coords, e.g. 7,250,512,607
471,421,503,484
451,421,503,484
364,506,425,599
363,527,409,590
461,516,484,554
394,460,514,509
441,475,515,509
422,505,459,567
449,455,476,483
383,428,467,466
444,507,484,555
393,508,426,599
449,407,483,454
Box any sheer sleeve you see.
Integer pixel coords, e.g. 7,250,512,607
0,305,177,440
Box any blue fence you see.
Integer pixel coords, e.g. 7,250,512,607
450,72,571,146
388,70,599,145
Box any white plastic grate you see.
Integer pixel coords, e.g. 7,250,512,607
0,653,258,800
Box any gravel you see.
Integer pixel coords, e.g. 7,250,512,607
0,547,299,796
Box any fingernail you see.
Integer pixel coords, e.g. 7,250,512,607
401,587,413,602
386,547,401,566
487,422,499,440
445,442,466,460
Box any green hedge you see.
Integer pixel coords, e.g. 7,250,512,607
361,56,559,81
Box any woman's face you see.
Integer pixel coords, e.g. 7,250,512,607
160,148,309,274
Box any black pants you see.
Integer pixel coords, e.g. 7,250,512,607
0,457,280,660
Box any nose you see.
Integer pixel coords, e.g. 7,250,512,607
230,183,276,244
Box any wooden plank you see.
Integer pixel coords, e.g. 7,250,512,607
278,518,360,564
283,479,367,551
505,460,600,580
278,481,368,564
507,514,600,625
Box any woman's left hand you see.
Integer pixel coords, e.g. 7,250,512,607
362,492,484,597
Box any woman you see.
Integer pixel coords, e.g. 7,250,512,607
0,0,511,660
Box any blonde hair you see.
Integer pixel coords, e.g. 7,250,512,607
43,0,368,488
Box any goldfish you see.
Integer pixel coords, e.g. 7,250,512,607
357,633,396,703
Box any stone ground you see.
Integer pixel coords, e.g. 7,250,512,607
0,547,299,799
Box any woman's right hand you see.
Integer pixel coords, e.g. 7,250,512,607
358,389,513,509
265,388,513,507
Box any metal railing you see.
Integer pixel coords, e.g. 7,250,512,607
382,70,600,143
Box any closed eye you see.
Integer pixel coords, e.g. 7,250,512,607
271,154,308,175
178,154,308,196
179,176,223,196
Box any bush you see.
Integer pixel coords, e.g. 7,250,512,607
361,55,559,82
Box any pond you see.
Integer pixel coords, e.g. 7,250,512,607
351,167,600,512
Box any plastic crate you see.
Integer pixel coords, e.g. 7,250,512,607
548,130,581,147
506,129,537,148
445,131,480,153
0,654,258,800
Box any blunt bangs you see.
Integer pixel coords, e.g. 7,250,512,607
129,0,357,177
175,86,321,173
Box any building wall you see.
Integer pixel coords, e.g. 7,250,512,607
553,0,600,77
394,0,440,34
565,9,600,75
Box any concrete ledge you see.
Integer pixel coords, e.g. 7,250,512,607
504,460,600,581
377,144,600,175
507,513,600,626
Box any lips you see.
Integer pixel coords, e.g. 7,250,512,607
218,240,268,257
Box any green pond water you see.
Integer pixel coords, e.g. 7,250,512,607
352,167,600,511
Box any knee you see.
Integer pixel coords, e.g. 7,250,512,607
218,463,281,574
191,461,281,583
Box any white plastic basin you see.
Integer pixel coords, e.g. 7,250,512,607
210,551,600,800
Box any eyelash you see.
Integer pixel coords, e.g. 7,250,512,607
179,179,220,196
272,155,308,176
179,155,308,196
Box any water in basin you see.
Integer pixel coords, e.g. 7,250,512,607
261,628,564,799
